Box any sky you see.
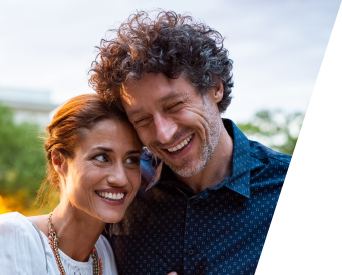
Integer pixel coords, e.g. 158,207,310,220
0,0,341,122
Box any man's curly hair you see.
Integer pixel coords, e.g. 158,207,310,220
89,10,234,113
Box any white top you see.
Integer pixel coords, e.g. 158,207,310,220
0,212,118,275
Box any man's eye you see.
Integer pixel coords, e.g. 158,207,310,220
167,102,182,111
94,154,108,162
134,117,151,126
125,156,140,165
135,118,146,124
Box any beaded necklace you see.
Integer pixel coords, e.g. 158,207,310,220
48,212,103,275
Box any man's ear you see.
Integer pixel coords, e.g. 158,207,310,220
51,150,68,178
210,80,224,103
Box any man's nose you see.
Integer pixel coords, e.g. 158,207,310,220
154,113,178,144
107,163,128,187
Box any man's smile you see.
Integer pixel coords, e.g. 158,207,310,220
166,135,193,153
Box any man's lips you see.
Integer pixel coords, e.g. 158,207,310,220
157,134,194,161
162,135,193,153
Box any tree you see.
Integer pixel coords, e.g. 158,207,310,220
237,110,304,155
0,103,46,211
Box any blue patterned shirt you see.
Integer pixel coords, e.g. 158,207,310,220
108,119,291,275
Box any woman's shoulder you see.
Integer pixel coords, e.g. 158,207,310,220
0,211,42,245
0,211,46,254
0,211,32,229
0,211,25,220
0,212,48,274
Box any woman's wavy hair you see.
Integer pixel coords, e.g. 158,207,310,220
89,10,234,113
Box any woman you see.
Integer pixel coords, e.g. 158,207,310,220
0,94,143,274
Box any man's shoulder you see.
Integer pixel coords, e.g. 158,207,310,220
249,140,291,165
248,140,291,186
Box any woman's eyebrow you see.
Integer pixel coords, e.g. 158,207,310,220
93,146,113,152
126,150,142,155
92,147,141,155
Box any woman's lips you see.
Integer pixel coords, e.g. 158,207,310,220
95,188,127,205
96,191,125,200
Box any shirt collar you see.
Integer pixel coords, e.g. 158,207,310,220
146,119,251,198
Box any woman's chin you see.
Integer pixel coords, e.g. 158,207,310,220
97,212,125,224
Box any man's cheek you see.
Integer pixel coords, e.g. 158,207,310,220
138,132,152,147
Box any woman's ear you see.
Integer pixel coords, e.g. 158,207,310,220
51,150,68,177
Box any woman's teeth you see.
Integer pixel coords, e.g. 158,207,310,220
168,136,192,152
96,191,124,200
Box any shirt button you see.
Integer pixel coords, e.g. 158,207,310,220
188,249,195,256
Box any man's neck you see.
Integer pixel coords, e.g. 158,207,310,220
175,125,234,194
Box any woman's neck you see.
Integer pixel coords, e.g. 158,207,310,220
51,203,106,262
31,202,106,262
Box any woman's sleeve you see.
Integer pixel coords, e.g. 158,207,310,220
0,212,47,275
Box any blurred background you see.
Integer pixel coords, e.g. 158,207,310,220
0,0,341,215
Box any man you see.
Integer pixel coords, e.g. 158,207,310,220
89,10,291,275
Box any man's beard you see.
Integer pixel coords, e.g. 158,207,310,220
157,95,222,178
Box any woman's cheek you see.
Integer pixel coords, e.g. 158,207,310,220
129,168,142,191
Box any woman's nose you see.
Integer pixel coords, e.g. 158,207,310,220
106,164,128,187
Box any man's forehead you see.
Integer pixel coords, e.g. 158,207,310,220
122,73,191,92
120,74,188,106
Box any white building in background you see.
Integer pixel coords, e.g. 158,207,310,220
0,87,58,128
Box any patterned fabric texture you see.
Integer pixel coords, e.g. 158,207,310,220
107,119,291,275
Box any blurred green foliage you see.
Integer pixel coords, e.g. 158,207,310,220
0,103,46,210
237,110,304,155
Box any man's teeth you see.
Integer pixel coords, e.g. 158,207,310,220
168,136,191,152
97,192,124,200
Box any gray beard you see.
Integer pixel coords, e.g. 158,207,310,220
164,95,222,178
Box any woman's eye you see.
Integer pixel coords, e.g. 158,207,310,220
126,156,140,165
94,154,108,162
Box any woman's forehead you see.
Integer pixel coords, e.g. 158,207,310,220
77,119,141,151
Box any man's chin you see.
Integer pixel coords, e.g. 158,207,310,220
165,160,206,178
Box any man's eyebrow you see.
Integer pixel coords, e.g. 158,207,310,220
127,91,182,117
127,107,145,117
156,92,182,104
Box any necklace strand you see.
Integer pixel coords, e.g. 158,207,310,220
48,212,103,275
